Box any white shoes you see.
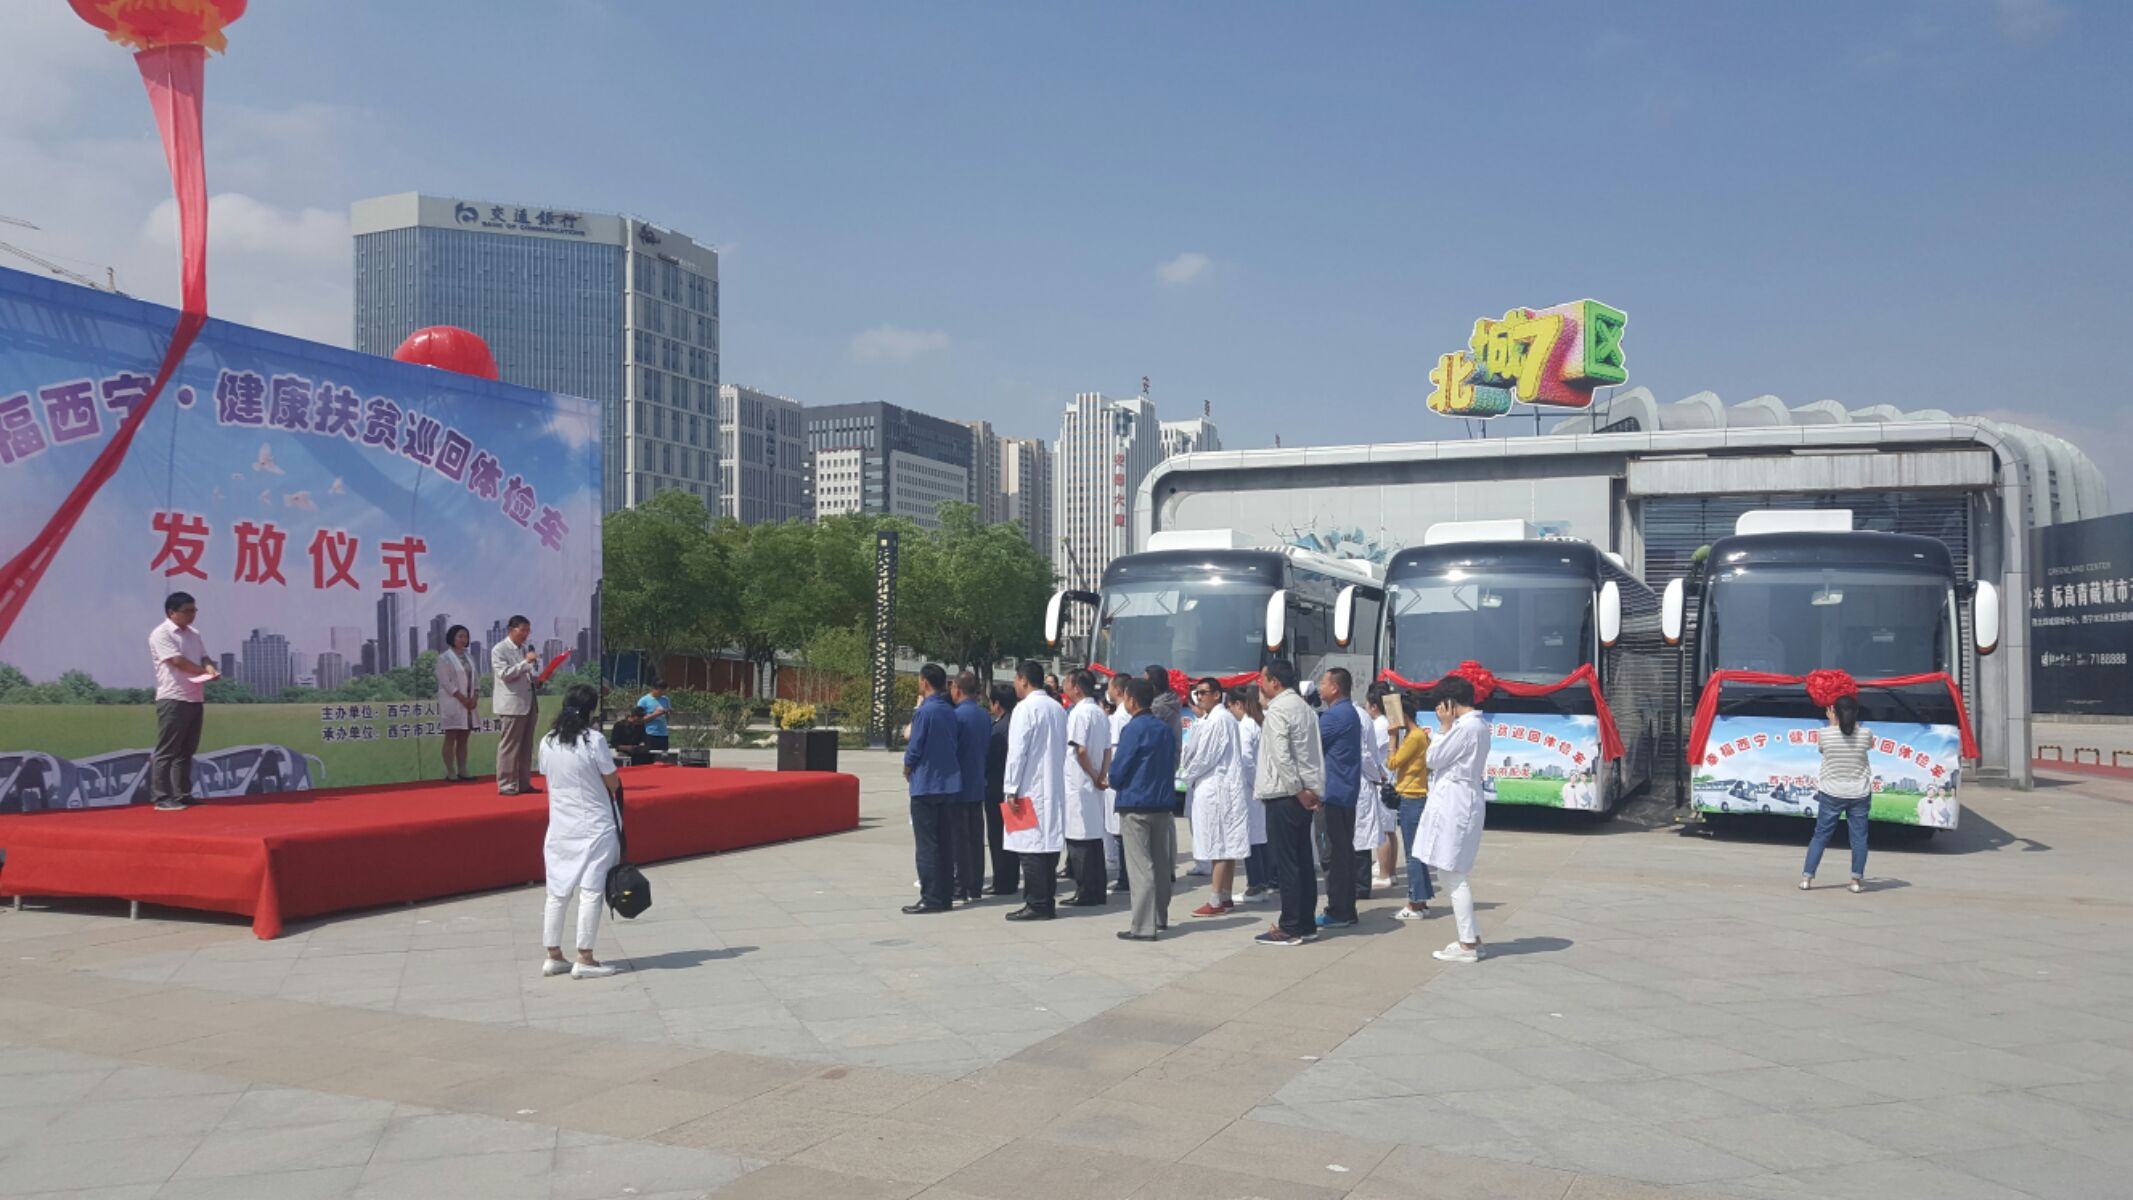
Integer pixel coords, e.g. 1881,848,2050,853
1392,905,1428,921
1188,863,1211,877
1371,875,1395,890
540,958,572,977
571,962,621,979
1432,941,1482,963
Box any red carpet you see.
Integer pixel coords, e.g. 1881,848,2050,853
0,766,857,938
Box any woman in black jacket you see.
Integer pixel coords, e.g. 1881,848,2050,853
983,682,1020,896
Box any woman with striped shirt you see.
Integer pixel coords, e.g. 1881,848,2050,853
1802,694,1873,893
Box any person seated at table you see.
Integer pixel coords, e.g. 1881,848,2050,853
609,710,655,765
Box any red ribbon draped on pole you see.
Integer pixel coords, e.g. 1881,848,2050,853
1088,662,1261,700
1376,660,1628,762
1684,669,1979,766
0,40,212,645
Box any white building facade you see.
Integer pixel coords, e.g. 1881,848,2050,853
1002,435,1054,561
717,384,807,524
1160,416,1222,458
1054,392,1160,591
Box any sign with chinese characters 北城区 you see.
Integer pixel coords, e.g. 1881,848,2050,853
1426,299,1627,419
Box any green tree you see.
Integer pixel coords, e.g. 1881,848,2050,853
900,502,1056,679
0,662,33,701
603,489,727,677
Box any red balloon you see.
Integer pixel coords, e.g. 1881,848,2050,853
70,0,248,52
392,326,500,381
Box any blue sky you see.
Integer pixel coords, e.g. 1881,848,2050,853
3,0,2127,506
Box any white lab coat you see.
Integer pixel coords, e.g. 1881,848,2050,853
1416,711,1490,874
1181,705,1250,861
1353,705,1393,852
1237,716,1266,846
1002,692,1069,855
435,649,480,731
1103,705,1130,839
1063,699,1111,841
536,730,620,897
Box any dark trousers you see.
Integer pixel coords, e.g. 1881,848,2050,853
1322,804,1359,921
151,699,204,805
951,802,986,900
1246,841,1272,889
645,733,670,752
1019,851,1058,914
1264,796,1317,938
1064,837,1107,904
984,798,1021,894
910,794,957,909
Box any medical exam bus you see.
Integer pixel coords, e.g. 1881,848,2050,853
1378,521,1662,814
1660,510,2000,831
1044,529,1384,685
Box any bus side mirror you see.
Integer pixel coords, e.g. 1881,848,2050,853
1333,585,1357,647
1043,590,1068,648
1598,581,1621,649
1973,579,2000,656
1661,579,1685,646
1265,589,1289,652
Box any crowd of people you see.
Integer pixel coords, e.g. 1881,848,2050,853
901,657,1495,961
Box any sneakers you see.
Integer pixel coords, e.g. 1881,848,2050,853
1799,877,1812,891
1371,875,1395,890
570,962,622,979
153,799,187,812
1315,912,1359,929
1848,878,1864,894
1241,886,1267,901
1392,904,1428,921
540,958,572,977
1187,863,1212,877
1190,901,1233,918
1432,941,1482,963
1254,928,1310,946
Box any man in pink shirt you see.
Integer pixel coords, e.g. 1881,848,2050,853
147,591,217,811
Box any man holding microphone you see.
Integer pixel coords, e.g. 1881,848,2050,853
148,591,217,811
492,614,541,795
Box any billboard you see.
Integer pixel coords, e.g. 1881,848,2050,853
1689,716,1962,829
2029,513,2133,716
0,267,600,811
1481,713,1603,810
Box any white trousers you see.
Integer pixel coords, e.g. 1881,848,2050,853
544,888,604,951
1436,868,1479,945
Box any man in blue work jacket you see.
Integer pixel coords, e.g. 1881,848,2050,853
950,670,992,905
1315,667,1363,929
1104,677,1180,941
903,664,962,914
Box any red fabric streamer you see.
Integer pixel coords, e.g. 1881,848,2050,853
1684,670,1979,766
0,45,208,646
1377,661,1627,762
1803,669,1859,708
1089,662,1261,699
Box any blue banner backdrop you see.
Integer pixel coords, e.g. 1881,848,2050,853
0,266,600,809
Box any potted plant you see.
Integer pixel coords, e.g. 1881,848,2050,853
772,699,838,772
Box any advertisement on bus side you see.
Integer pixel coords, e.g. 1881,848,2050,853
1481,714,1604,810
1690,716,1961,828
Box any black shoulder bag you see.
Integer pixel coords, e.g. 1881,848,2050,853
602,780,653,919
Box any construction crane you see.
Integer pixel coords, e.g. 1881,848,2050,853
0,215,124,295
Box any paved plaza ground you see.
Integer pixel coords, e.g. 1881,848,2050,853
3,750,2131,1199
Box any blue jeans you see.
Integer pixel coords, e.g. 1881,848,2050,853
1803,791,1870,879
1396,795,1435,903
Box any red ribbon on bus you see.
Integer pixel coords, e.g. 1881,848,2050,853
1375,661,1626,762
1089,663,1260,700
1684,669,1978,766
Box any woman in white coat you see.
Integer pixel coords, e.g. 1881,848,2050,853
1417,676,1492,963
1181,677,1249,914
434,624,480,782
1002,662,1070,920
536,684,623,979
1228,684,1269,900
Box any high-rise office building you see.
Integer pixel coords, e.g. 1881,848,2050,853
351,192,721,513
717,385,808,524
315,651,349,692
426,612,454,654
375,593,403,672
1000,436,1054,562
218,651,237,680
963,420,1007,525
802,402,973,530
1160,416,1222,458
240,628,293,699
1055,392,1160,591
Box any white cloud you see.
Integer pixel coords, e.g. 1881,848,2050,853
0,3,125,135
1156,252,1213,286
145,192,349,265
543,405,598,450
1993,0,2067,43
851,325,951,363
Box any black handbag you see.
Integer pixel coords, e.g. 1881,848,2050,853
601,782,652,919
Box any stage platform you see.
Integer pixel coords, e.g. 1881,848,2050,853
0,766,858,938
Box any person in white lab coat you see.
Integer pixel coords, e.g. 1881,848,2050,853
434,624,481,782
1229,684,1270,900
1354,685,1394,895
536,684,623,979
1418,676,1493,963
1104,691,1132,892
1061,670,1113,906
1003,661,1069,920
1181,677,1250,914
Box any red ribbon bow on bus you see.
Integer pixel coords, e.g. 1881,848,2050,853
1684,669,1978,766
1375,661,1626,762
1089,663,1261,700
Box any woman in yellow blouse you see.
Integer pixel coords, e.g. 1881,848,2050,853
1388,691,1434,919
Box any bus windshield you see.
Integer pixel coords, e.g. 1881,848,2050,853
1387,572,1593,683
1706,566,1953,678
1093,575,1273,677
